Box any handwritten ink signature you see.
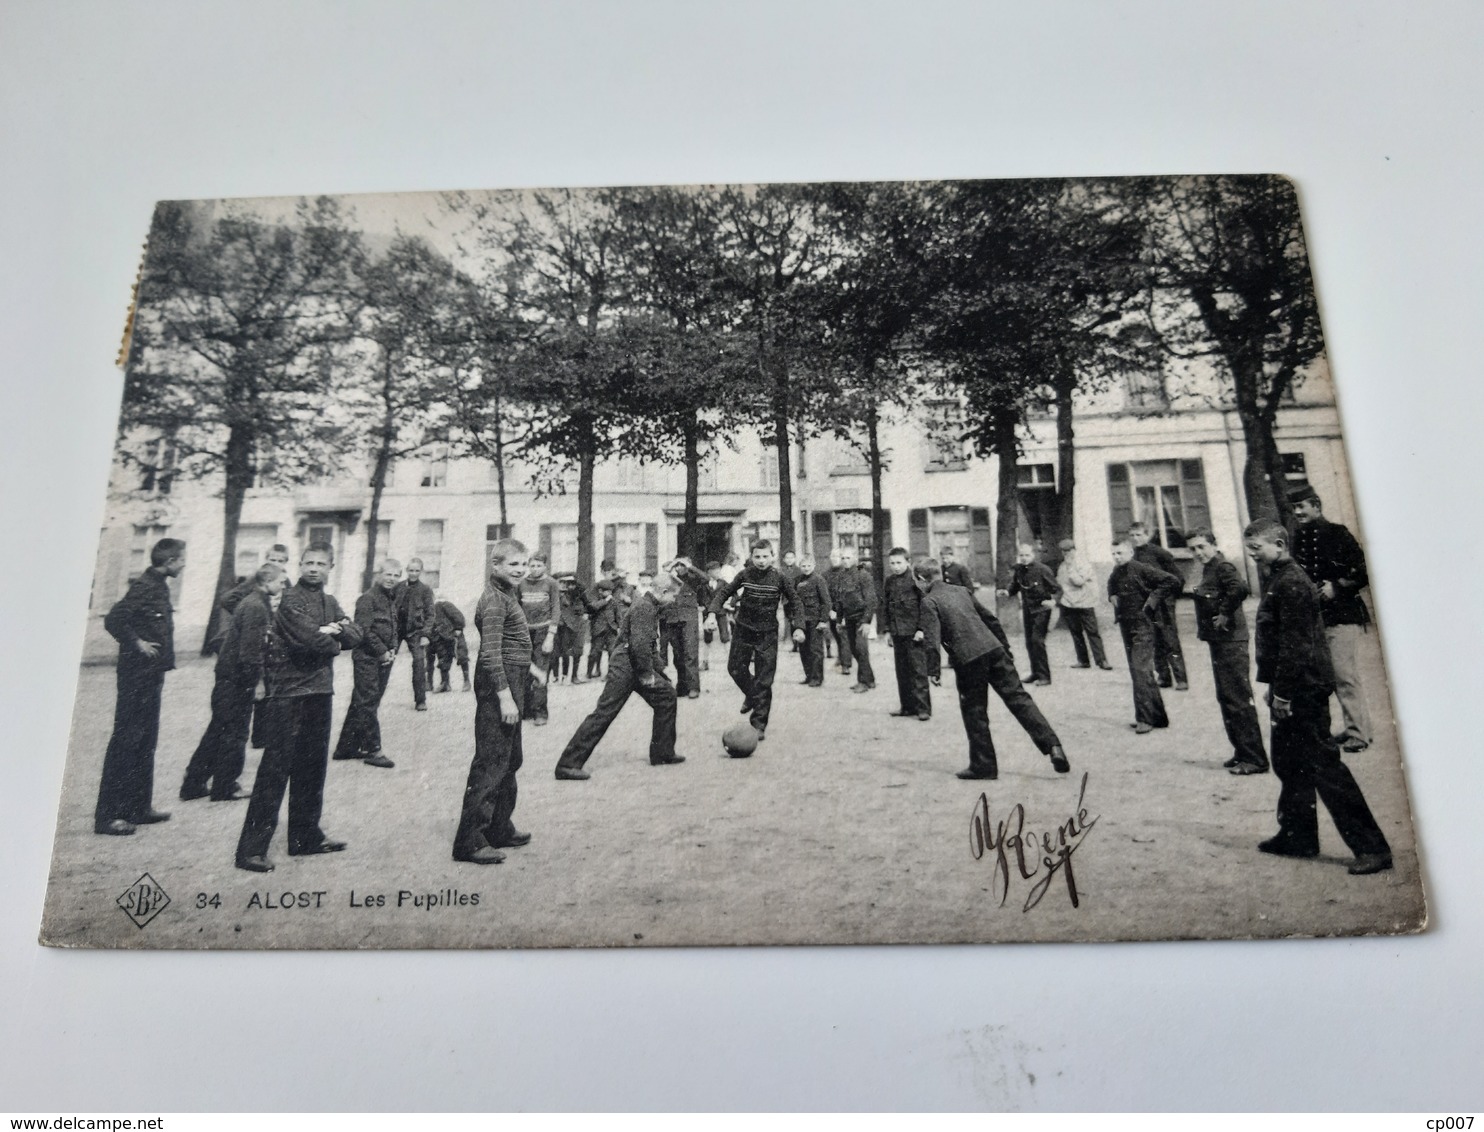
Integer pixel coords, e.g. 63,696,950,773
969,772,1098,912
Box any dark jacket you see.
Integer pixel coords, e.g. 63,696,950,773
1290,516,1370,627
942,561,975,590
618,591,664,678
395,578,436,642
708,565,802,634
921,580,1011,667
474,579,531,698
215,589,273,689
1007,561,1062,609
1191,554,1250,643
880,571,929,639
589,583,622,638
265,580,361,699
830,565,876,621
1134,542,1185,593
1254,557,1334,700
352,585,400,657
795,571,831,622
1108,559,1183,624
431,599,466,642
661,561,713,624
104,567,176,672
557,579,592,632
207,577,255,650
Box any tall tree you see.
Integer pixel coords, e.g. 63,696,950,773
345,235,461,591
121,198,361,651
715,184,834,554
1141,175,1325,526
798,181,936,595
610,186,755,560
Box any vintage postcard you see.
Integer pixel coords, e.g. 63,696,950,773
40,175,1425,948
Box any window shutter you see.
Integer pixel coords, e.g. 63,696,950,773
1106,464,1134,541
812,511,833,563
538,524,552,563
1180,459,1210,536
644,523,659,573
970,508,993,586
908,508,929,557
603,524,617,566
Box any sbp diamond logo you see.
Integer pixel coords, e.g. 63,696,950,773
116,872,170,928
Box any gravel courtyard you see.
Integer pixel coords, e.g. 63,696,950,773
40,606,1425,950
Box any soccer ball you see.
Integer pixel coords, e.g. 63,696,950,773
722,722,760,758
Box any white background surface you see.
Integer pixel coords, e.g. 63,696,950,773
2,0,1480,1111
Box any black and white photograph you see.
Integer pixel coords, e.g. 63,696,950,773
41,175,1425,949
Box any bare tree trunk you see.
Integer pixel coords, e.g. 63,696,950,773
577,446,595,589
201,423,252,655
362,356,397,592
1054,369,1077,550
867,401,887,603
682,414,700,560
772,385,795,554
1238,404,1287,525
993,409,1021,593
493,388,508,529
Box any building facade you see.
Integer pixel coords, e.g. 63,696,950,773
83,360,1358,661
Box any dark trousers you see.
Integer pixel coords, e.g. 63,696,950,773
557,651,678,770
955,648,1061,776
1208,640,1268,768
1061,606,1108,667
236,694,334,860
728,623,780,732
453,682,525,857
799,620,825,684
1270,689,1389,856
181,680,254,798
1022,605,1053,682
95,664,165,828
333,653,391,759
1119,616,1169,727
555,624,583,678
526,627,551,720
926,644,942,681
842,613,875,686
660,615,700,695
832,618,849,669
892,638,931,715
1152,599,1188,685
587,631,615,678
432,638,467,687
409,639,429,706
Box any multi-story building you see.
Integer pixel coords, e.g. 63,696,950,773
82,358,1359,661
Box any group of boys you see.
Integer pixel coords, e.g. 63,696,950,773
93,480,1390,877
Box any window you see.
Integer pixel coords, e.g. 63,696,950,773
1281,452,1308,483
931,507,973,563
1106,459,1210,551
698,443,719,493
233,524,280,581
140,437,178,495
759,443,780,489
414,519,445,589
611,523,646,575
419,442,449,488
832,510,879,568
612,459,651,492
1016,463,1059,553
831,436,870,476
1125,369,1169,411
922,402,967,471
546,522,579,575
